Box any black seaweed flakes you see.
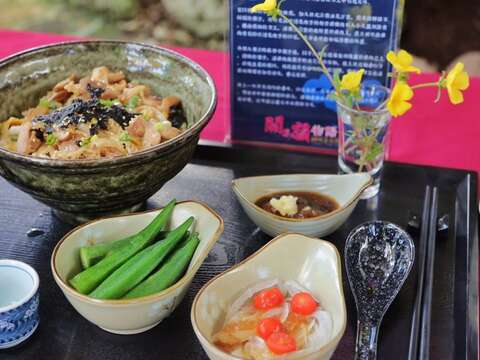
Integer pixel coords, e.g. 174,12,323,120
168,103,187,129
86,83,105,99
33,129,44,140
32,96,138,136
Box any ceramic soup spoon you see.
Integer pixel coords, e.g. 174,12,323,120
345,221,415,360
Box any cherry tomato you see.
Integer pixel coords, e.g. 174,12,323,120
256,317,282,340
253,287,285,311
266,331,297,354
291,292,318,315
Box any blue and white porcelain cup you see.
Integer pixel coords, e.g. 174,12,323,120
0,259,39,349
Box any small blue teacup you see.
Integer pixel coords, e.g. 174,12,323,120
0,259,39,349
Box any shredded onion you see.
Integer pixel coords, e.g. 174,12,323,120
244,336,274,360
263,301,290,323
308,310,333,348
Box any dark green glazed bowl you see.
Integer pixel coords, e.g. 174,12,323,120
0,41,217,224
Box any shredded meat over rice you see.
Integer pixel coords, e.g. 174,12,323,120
0,67,188,160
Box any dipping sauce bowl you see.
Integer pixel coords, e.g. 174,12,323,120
0,259,39,349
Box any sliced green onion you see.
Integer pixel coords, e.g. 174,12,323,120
39,98,56,110
99,99,114,107
46,133,57,145
79,135,98,147
119,132,132,142
154,121,172,132
127,96,139,110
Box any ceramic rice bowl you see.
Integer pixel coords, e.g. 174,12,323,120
0,41,216,224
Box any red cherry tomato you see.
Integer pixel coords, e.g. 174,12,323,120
266,331,297,354
256,317,282,340
291,292,318,315
253,287,285,310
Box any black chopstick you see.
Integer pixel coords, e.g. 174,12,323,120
418,186,439,359
408,185,431,360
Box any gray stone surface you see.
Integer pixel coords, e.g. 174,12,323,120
162,0,227,38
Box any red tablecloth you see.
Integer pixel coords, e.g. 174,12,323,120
1,29,479,176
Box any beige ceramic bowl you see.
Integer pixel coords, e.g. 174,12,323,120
232,173,372,237
191,233,347,360
51,200,224,335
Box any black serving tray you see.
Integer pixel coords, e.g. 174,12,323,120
0,144,477,360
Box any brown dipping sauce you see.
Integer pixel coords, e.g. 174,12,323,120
255,191,340,219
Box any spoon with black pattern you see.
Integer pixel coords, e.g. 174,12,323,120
345,221,415,360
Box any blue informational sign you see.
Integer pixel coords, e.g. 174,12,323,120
230,0,404,152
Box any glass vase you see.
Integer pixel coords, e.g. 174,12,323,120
336,85,391,199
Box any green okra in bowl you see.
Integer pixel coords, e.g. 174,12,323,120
51,200,224,334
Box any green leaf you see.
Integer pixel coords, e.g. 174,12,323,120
351,115,368,130
397,72,409,82
344,95,354,109
365,142,384,162
318,45,328,61
333,69,341,88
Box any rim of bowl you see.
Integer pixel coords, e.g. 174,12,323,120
190,232,347,359
50,200,224,306
231,173,373,223
0,40,217,168
0,259,39,313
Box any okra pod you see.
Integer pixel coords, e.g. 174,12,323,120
69,200,176,294
124,233,200,299
89,217,194,299
79,231,170,269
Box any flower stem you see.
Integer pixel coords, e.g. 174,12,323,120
410,82,439,90
356,119,383,173
279,12,337,92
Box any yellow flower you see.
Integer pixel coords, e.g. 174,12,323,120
251,0,277,13
387,82,414,117
386,50,421,74
445,62,470,105
340,69,364,92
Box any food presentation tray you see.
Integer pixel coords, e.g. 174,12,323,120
0,144,478,360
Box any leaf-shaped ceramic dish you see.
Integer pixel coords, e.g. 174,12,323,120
191,233,347,360
232,173,372,237
51,200,224,334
